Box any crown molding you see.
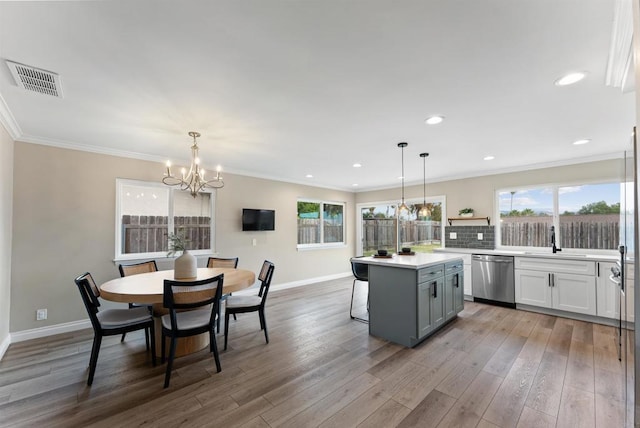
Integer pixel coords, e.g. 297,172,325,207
0,93,22,140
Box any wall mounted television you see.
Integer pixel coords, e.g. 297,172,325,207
242,208,275,231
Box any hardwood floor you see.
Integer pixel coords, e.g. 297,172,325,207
0,276,633,427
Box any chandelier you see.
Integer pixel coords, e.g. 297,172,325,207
162,131,224,197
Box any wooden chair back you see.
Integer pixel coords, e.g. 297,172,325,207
207,257,239,269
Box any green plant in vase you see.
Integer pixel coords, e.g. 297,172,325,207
459,208,474,217
167,233,189,257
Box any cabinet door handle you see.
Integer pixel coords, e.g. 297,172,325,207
454,273,459,288
432,281,437,298
597,262,600,277
551,273,555,287
548,273,551,287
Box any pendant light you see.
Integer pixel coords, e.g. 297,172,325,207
419,152,429,217
398,142,409,214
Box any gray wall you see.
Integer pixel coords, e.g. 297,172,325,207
0,124,13,354
10,142,355,332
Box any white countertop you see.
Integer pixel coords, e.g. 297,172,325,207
357,253,464,269
433,247,619,262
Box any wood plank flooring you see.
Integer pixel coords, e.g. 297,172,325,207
0,276,634,427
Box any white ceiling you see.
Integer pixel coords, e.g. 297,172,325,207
0,0,635,192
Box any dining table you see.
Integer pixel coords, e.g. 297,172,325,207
100,267,256,356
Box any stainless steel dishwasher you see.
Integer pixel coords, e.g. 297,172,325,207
471,254,515,308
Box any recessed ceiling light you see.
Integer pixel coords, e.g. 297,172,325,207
484,155,495,161
305,174,313,178
353,183,359,187
398,176,404,180
425,115,444,125
572,139,590,145
353,163,362,168
555,72,586,86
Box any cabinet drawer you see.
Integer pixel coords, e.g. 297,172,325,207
515,257,595,275
418,264,444,283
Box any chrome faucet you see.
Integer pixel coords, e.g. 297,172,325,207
551,225,561,253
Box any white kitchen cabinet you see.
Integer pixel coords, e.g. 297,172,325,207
462,254,472,297
553,272,596,315
514,257,596,316
515,269,551,308
595,261,635,322
596,261,618,319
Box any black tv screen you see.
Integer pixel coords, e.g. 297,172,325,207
242,209,275,231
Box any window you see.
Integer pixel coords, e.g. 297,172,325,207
297,200,345,248
357,197,444,256
116,179,214,259
497,181,620,251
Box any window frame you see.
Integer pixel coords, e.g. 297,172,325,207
115,178,216,261
495,179,621,254
355,195,447,256
296,198,347,250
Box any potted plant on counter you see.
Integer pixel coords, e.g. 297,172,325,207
168,233,196,279
459,208,474,218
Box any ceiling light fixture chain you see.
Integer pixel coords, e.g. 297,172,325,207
398,142,409,214
419,152,429,217
162,131,224,197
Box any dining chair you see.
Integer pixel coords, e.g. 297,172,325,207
161,273,224,388
207,257,239,332
74,272,156,386
118,260,157,343
350,257,369,323
224,260,275,350
207,257,239,269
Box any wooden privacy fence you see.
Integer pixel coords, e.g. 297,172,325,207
500,214,619,249
297,219,343,244
361,219,441,251
122,215,210,254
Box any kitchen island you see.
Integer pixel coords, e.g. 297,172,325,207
356,253,464,347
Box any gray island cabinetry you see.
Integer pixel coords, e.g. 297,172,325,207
357,254,464,347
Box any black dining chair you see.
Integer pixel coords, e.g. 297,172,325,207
350,257,369,323
117,260,157,343
224,260,275,351
161,273,224,388
207,257,239,332
74,272,156,386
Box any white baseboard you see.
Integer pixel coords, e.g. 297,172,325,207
3,272,353,353
10,319,91,344
0,333,10,360
234,271,352,295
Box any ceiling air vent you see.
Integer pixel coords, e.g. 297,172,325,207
5,60,63,98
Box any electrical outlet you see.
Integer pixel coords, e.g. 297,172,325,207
449,232,457,239
36,308,47,321
477,233,483,240
252,238,257,246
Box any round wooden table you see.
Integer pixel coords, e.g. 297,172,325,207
100,267,256,356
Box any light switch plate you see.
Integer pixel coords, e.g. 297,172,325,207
450,232,457,239
477,233,483,240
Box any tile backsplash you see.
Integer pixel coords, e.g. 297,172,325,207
445,225,494,249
